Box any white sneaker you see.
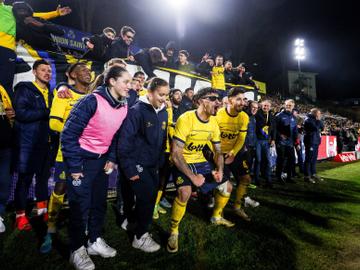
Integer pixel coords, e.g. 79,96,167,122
69,246,95,270
0,216,5,233
132,232,160,253
207,196,215,208
120,218,136,231
244,196,260,208
87,237,116,258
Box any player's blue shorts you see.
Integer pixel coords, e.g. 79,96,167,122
173,161,226,194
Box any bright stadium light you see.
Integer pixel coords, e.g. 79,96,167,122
294,38,306,72
168,0,189,10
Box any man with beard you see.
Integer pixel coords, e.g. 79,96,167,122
215,88,252,221
180,87,194,111
167,87,234,254
13,59,53,230
40,63,92,253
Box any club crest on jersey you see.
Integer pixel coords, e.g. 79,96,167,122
59,171,66,180
72,178,82,187
136,164,143,173
146,122,154,128
176,176,184,185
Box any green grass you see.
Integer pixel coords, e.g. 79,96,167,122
1,161,360,270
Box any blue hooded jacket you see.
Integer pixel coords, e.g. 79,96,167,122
118,95,168,179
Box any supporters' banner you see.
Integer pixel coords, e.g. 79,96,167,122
50,25,91,52
318,136,337,160
333,152,358,163
14,42,261,100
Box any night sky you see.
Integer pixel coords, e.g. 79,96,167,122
15,0,360,99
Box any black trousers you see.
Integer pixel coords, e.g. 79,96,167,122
122,165,159,238
66,156,108,251
276,145,295,181
15,149,50,211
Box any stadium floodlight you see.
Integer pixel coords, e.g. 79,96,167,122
168,0,189,10
294,38,305,72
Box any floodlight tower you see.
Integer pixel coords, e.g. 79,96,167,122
294,38,305,73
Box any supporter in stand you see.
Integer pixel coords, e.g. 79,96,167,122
176,50,195,73
0,1,71,101
83,27,116,61
196,53,214,78
224,60,238,87
105,25,136,61
134,47,167,78
163,41,177,69
180,87,194,111
211,55,226,99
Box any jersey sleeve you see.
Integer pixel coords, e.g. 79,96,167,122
231,113,249,156
173,113,191,144
49,95,67,128
211,119,221,144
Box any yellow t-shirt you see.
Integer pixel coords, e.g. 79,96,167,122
173,110,221,164
215,107,249,156
50,87,87,162
33,82,49,108
211,66,225,90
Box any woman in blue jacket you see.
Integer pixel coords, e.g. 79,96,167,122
118,77,169,253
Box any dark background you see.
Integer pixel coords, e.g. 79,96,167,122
9,0,359,100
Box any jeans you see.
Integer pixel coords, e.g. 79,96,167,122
254,140,271,184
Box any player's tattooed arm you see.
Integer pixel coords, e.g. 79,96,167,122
213,142,224,173
171,139,195,179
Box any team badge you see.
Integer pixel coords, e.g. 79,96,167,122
72,178,82,187
162,121,166,130
59,171,66,180
176,176,184,185
136,164,143,173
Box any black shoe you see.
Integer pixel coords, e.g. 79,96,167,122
264,183,273,189
287,178,296,183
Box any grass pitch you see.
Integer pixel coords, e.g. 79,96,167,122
1,160,360,270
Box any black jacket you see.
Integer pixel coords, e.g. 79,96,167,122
13,82,53,173
105,37,130,61
255,109,275,141
304,114,323,146
83,34,113,61
134,49,156,78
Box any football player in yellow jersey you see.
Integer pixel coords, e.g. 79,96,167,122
40,63,91,253
211,55,226,99
215,88,253,221
167,87,234,253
